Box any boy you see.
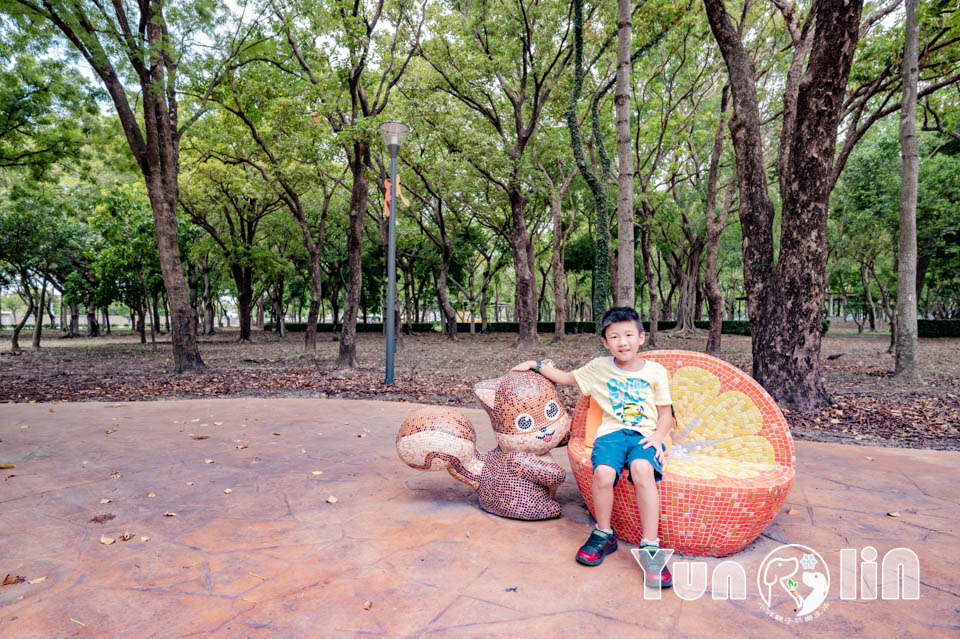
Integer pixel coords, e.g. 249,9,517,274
513,306,673,587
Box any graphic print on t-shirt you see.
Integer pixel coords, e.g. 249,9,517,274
607,376,651,427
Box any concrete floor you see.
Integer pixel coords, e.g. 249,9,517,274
1,398,957,638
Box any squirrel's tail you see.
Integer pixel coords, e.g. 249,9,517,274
397,407,484,490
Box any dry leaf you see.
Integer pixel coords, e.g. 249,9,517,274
0,464,15,469
82,461,88,465
89,513,115,524
148,492,156,498
326,496,338,504
272,432,281,436
887,511,901,518
2,574,25,586
214,422,223,426
163,512,177,517
119,531,134,541
191,419,200,422
105,429,114,434
311,471,323,476
300,448,307,454
185,481,195,486
235,443,248,450
204,459,215,464
99,498,112,504
111,403,124,408
363,600,373,610
28,577,46,585
110,471,120,478
199,423,208,427
20,425,28,429
223,488,233,494
865,456,875,461
248,572,265,580
189,434,209,440
70,618,86,627
787,507,801,515
100,535,115,545
140,536,150,543
357,433,366,438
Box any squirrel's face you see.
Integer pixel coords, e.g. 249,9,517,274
475,371,570,455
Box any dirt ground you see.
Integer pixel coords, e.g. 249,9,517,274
1,322,958,450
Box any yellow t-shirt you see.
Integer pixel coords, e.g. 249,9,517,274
572,356,672,439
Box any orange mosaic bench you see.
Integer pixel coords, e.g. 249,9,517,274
567,350,795,557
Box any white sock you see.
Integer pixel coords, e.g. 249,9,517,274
641,537,660,547
596,525,613,534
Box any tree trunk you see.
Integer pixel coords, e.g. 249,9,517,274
304,247,322,352
673,244,705,335
895,0,921,382
551,197,567,343
615,0,635,309
640,215,659,347
69,300,79,337
187,261,200,336
338,141,370,367
86,306,100,337
508,188,538,345
31,278,47,350
703,0,863,410
861,261,877,331
705,89,732,356
231,266,253,342
10,300,34,354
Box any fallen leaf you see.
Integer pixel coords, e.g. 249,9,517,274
235,443,248,449
105,429,115,434
223,488,233,494
83,461,89,465
163,512,177,517
70,618,86,627
248,572,266,580
300,448,307,454
140,536,150,543
311,471,323,476
363,600,373,610
199,423,208,427
189,434,210,440
865,456,875,461
204,459,215,464
787,507,801,515
148,492,156,498
49,409,54,413
20,425,28,429
2,574,25,586
110,471,120,478
326,495,338,504
0,464,15,469
272,432,281,436
111,403,124,408
186,481,195,486
887,511,901,517
100,535,115,545
119,531,134,541
28,576,46,585
99,498,112,504
357,433,366,438
191,419,200,422
214,422,223,426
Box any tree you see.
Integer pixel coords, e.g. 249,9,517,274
1,0,247,371
896,0,921,381
614,0,634,309
421,0,571,345
703,0,864,410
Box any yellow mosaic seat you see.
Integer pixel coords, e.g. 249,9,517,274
567,350,795,557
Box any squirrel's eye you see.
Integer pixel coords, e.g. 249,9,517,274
544,400,560,420
514,413,535,431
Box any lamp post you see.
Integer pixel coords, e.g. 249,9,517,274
380,120,411,385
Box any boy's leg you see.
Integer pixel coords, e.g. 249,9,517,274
591,465,618,531
629,458,659,541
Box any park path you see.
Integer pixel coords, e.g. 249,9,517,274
1,398,957,637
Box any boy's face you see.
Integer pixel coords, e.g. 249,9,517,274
601,320,645,363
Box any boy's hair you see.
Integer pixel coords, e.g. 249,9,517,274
600,307,645,339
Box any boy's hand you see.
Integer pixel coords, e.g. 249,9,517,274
512,360,537,372
640,432,666,463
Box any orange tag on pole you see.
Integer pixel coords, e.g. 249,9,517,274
383,178,410,218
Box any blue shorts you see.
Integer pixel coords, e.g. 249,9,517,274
591,428,664,486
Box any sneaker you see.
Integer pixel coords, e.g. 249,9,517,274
576,528,618,566
638,544,673,588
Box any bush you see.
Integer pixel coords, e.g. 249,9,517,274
692,319,830,335
917,319,960,337
265,321,437,333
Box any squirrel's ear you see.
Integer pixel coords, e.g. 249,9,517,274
474,376,501,409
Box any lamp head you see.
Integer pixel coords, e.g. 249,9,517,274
379,121,411,154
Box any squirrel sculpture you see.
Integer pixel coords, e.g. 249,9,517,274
396,370,571,520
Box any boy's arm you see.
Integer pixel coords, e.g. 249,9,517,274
511,359,577,386
641,405,674,462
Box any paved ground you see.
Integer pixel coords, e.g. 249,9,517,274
1,398,957,638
